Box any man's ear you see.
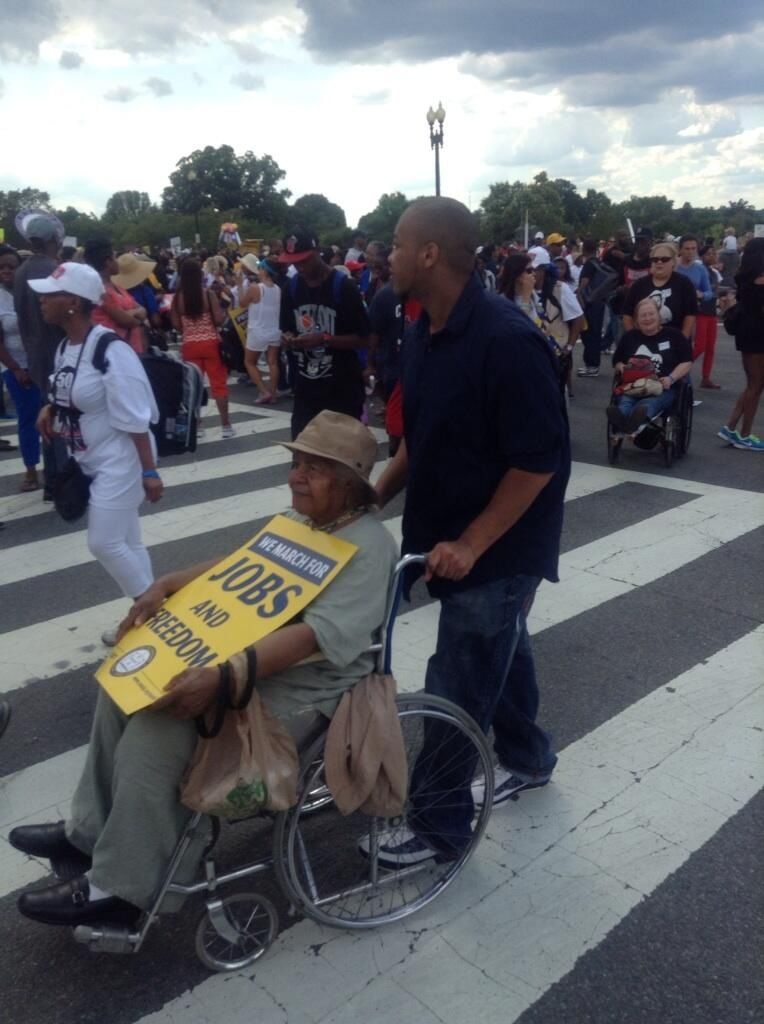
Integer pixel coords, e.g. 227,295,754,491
420,241,439,269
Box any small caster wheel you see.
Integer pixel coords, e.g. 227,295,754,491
195,892,278,972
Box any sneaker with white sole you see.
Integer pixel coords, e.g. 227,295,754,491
717,425,740,444
731,433,764,451
577,367,600,377
357,828,437,869
472,766,552,808
100,626,119,646
221,425,236,439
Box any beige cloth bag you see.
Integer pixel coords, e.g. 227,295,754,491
180,652,299,818
324,673,408,818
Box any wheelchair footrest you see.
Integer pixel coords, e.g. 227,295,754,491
73,924,137,954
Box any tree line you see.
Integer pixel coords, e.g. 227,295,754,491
1,149,761,254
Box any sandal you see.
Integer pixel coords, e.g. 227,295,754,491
20,478,40,493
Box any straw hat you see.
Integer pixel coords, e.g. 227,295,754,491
283,411,378,505
111,252,157,290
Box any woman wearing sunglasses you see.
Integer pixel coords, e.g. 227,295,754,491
622,242,698,339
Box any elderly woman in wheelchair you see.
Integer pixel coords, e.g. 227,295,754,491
11,412,399,926
11,411,494,969
607,298,693,440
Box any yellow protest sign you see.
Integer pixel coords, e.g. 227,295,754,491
96,515,358,714
228,306,250,346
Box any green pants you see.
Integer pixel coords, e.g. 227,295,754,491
66,689,202,909
66,688,324,910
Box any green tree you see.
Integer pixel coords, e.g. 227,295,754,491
104,190,154,221
56,206,103,245
357,192,412,243
613,194,675,236
161,145,290,226
290,193,347,243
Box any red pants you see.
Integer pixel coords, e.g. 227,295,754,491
181,339,229,398
693,315,717,381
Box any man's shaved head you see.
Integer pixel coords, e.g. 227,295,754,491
399,197,479,276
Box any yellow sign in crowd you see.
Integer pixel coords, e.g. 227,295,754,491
97,515,358,714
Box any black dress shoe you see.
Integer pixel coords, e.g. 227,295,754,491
18,875,141,927
9,821,91,866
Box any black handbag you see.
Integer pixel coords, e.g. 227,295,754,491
53,456,92,522
51,335,92,522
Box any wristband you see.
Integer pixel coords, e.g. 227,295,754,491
142,469,161,479
668,374,674,384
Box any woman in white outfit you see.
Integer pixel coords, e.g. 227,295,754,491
32,264,162,639
239,255,282,404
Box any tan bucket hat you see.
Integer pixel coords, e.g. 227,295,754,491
111,252,157,290
283,411,378,504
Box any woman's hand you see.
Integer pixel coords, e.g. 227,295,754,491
660,376,673,390
36,404,55,441
153,666,221,718
142,474,164,503
116,581,169,640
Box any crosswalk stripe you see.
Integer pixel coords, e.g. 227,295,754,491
0,444,386,585
0,402,287,485
0,461,624,689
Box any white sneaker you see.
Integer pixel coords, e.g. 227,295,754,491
472,766,552,808
101,626,119,646
221,425,236,439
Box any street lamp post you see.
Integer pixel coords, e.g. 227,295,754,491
426,102,446,196
186,168,201,245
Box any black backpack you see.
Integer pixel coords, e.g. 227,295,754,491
580,259,619,306
58,331,206,456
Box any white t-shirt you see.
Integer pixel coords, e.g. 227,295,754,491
722,235,738,253
50,326,158,509
0,287,27,369
345,247,364,263
559,281,583,320
245,282,282,350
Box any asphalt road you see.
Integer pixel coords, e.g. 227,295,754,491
0,329,762,1024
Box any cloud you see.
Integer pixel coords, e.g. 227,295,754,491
0,3,60,60
230,71,265,91
145,76,173,97
297,1,764,107
192,72,206,86
0,78,4,99
105,86,139,103
228,40,270,62
0,2,290,61
356,89,391,106
59,50,84,70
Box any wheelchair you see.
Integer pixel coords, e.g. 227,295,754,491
606,376,693,468
72,554,495,971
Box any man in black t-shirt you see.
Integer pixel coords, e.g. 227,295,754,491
279,227,371,438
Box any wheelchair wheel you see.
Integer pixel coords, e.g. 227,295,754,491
663,415,678,467
273,693,494,930
194,892,278,972
606,419,621,465
678,395,693,456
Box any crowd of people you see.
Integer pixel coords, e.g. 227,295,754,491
1,197,763,938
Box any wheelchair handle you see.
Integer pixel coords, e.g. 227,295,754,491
376,554,427,675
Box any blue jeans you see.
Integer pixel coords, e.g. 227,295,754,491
616,390,675,422
2,369,42,468
409,575,557,854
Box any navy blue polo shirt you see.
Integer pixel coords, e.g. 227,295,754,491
401,275,570,594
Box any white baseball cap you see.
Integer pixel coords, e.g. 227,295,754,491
28,262,105,304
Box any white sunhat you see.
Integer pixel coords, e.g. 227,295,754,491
28,262,105,304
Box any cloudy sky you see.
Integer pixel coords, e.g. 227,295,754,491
1,1,763,227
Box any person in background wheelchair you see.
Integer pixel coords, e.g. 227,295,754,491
607,297,693,438
9,411,397,932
